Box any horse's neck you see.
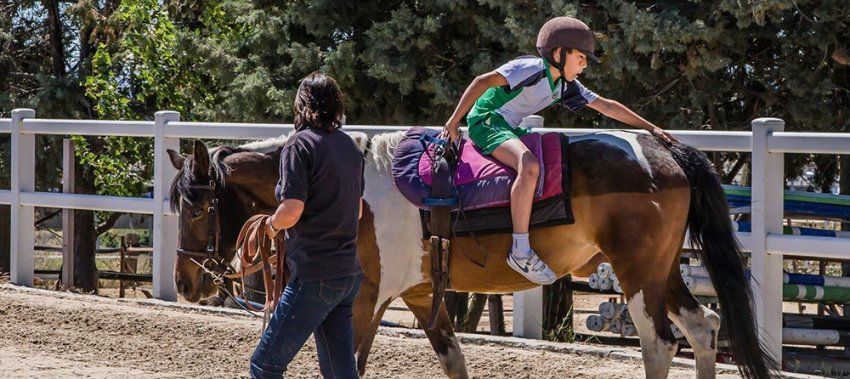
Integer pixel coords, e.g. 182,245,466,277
220,151,281,209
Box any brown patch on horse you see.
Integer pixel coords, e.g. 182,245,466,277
432,133,692,293
400,283,468,377
351,201,387,375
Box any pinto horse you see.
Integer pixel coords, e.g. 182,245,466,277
169,130,774,379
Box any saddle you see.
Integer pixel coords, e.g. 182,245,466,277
392,127,575,328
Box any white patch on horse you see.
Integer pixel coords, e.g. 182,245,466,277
364,132,428,316
571,131,653,177
628,291,677,379
669,305,720,379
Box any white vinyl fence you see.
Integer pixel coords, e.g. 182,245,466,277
3,108,850,361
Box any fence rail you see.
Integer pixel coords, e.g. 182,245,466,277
2,109,849,361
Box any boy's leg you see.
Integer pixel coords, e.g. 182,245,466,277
490,139,539,233
491,139,556,285
250,280,334,378
314,274,364,379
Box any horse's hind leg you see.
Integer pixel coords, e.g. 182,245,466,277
602,217,682,378
400,283,468,379
666,268,720,379
621,283,679,379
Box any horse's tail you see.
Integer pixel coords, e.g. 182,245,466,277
668,144,777,379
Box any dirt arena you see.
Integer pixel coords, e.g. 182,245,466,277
0,284,751,378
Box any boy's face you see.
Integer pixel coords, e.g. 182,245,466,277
556,47,588,81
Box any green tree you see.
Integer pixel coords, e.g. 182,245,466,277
2,0,848,286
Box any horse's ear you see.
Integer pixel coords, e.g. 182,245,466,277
192,140,211,178
167,149,185,170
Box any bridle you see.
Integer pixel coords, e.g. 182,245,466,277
173,176,276,320
175,179,228,274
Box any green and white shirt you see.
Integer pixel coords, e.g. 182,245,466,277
467,56,598,128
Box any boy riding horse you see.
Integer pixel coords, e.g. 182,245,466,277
443,16,676,284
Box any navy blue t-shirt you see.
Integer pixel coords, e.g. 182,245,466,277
275,128,364,281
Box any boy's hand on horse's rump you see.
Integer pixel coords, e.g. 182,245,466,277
649,126,678,144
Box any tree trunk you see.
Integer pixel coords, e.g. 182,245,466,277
73,210,98,291
44,0,65,78
487,295,505,335
444,292,469,329
839,156,849,321
543,275,573,341
458,293,487,333
242,271,266,304
73,149,98,292
0,205,9,273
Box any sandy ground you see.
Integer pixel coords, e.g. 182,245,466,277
0,285,745,378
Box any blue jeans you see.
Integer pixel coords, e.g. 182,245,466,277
250,274,363,378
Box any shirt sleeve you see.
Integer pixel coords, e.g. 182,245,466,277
495,57,547,91
276,143,310,203
559,78,599,111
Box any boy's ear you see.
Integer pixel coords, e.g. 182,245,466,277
552,47,565,64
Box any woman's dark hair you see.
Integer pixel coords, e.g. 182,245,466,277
293,72,345,132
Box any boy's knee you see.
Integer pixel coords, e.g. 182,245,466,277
519,155,540,178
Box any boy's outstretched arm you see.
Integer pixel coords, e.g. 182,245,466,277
587,96,677,143
444,71,508,141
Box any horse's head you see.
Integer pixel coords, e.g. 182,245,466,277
167,140,232,302
168,139,284,302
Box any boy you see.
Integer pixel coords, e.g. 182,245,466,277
444,16,676,285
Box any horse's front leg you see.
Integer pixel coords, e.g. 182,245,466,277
401,283,469,379
352,274,389,377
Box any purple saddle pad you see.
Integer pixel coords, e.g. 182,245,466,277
392,127,565,211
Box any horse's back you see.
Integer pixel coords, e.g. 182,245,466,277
568,131,689,197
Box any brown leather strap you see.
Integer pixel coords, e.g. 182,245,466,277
233,214,287,314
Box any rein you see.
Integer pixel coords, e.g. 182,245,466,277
174,176,283,325
233,214,287,326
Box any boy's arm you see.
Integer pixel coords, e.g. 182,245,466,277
444,71,509,141
588,97,677,143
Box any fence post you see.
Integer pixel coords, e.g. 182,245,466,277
750,117,785,364
62,139,75,289
153,111,180,301
10,108,36,287
513,287,544,339
512,114,545,339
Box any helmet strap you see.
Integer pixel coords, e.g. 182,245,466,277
553,47,569,100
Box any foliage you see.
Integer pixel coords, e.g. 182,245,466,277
2,0,849,192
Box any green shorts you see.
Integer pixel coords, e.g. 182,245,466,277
467,113,529,155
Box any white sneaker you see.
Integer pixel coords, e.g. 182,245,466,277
506,250,557,285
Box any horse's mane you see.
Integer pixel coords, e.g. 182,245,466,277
169,130,378,212
367,131,405,173
169,134,292,212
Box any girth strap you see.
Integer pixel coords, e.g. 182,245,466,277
425,145,457,330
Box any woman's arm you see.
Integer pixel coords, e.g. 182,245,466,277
266,199,305,237
444,71,509,140
587,97,677,143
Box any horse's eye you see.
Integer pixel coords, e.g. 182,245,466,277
192,208,205,218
